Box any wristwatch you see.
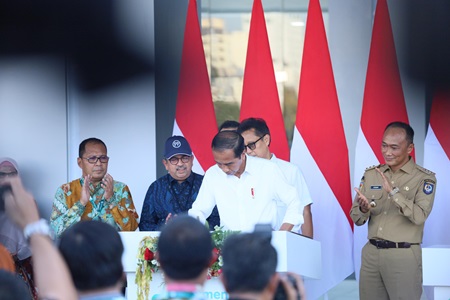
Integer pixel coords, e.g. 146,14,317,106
23,219,54,242
389,187,399,197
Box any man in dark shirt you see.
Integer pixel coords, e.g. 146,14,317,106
139,136,219,231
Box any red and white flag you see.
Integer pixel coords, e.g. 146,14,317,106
423,90,450,247
290,0,353,298
422,90,450,300
353,0,410,280
173,0,217,174
240,0,289,161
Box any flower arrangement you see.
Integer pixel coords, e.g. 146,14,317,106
208,225,239,278
135,236,159,300
135,226,239,300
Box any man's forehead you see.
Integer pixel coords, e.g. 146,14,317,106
241,128,258,138
85,143,106,153
382,133,407,145
213,149,236,161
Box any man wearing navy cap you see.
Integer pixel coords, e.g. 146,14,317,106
139,136,220,231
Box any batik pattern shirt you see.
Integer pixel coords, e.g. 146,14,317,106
139,172,220,231
50,178,139,237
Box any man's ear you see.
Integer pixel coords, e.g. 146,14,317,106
220,273,228,290
77,157,82,168
407,143,414,154
162,159,169,171
267,273,280,295
264,134,271,147
155,251,162,268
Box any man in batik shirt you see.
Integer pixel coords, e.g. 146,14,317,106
50,137,138,237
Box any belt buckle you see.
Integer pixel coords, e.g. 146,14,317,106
375,240,382,249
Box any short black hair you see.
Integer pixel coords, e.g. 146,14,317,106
211,131,245,158
219,120,240,132
385,121,414,144
58,221,124,291
157,215,213,280
79,137,107,158
0,270,31,300
237,117,271,138
221,233,277,293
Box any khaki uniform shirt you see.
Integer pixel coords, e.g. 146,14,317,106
350,158,436,243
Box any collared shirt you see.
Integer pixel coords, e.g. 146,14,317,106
139,172,220,231
271,154,313,230
50,178,139,237
350,158,436,243
189,155,304,232
80,292,126,300
155,283,207,300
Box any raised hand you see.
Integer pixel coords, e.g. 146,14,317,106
354,187,371,213
3,176,39,229
102,173,114,201
375,168,394,194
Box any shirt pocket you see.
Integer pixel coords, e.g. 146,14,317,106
364,189,384,215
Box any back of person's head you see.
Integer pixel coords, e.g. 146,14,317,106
58,220,124,291
384,121,414,144
0,270,31,300
79,137,107,158
157,214,213,280
219,120,240,132
212,131,245,158
237,117,271,138
221,232,277,293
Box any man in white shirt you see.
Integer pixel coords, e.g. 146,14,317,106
188,131,303,232
238,118,313,237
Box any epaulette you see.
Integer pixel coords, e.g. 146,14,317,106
365,164,382,171
416,165,435,175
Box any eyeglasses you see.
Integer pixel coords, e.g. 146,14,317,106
82,155,109,164
167,155,191,165
245,135,265,151
0,171,18,178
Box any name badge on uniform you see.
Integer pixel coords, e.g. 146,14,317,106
423,180,435,195
370,185,382,190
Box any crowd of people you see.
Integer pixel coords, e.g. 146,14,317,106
0,119,436,300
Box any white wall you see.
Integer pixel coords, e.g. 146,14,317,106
0,0,156,220
67,75,156,218
0,57,68,218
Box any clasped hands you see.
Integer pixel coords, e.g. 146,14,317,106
80,173,114,206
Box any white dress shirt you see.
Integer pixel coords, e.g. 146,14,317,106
189,155,304,232
271,154,313,231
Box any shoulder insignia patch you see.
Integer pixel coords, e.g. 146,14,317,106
365,164,381,171
416,165,435,175
423,180,435,195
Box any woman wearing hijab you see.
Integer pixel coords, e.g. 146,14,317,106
0,157,38,299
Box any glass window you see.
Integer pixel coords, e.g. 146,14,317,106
201,0,328,142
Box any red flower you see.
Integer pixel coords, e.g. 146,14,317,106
144,248,154,261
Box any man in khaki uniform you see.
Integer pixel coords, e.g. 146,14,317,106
350,121,436,300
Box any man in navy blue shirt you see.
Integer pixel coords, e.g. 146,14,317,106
139,136,219,231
